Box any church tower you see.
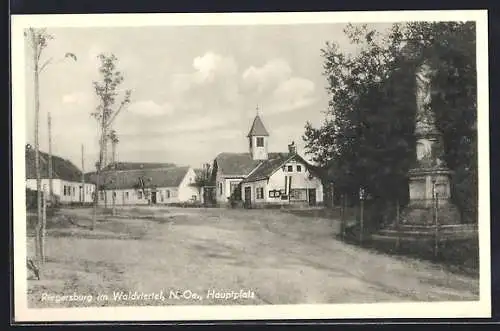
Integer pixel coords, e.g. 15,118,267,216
247,108,269,160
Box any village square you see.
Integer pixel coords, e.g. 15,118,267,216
21,19,480,308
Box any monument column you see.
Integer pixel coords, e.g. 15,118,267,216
400,60,460,225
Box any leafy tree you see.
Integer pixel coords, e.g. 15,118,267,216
191,163,213,204
304,21,477,225
91,54,132,229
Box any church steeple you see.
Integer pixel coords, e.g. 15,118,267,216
248,105,269,160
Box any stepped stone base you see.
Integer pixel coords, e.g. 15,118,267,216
399,200,461,225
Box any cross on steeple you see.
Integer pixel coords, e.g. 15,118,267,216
256,104,260,116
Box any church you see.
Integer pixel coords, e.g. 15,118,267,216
211,113,324,208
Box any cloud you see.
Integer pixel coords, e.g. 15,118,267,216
255,76,317,115
192,52,238,83
241,59,292,94
61,92,86,104
128,100,174,117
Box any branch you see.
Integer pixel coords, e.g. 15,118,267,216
105,90,132,129
39,57,53,73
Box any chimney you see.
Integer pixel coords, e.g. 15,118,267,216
288,141,296,155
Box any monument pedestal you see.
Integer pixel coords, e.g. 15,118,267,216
400,167,461,225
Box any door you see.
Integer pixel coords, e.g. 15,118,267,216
151,191,157,204
308,188,316,206
244,187,251,208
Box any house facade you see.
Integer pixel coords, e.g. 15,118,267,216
211,114,324,207
240,150,324,207
88,164,200,206
25,145,95,204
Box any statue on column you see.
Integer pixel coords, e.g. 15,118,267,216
414,60,445,169
415,60,437,135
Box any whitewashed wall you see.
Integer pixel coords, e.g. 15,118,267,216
177,168,200,202
242,160,323,205
26,178,95,204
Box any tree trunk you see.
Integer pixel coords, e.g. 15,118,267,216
41,191,47,264
32,31,43,266
48,112,53,203
112,141,116,216
103,129,108,209
92,125,106,230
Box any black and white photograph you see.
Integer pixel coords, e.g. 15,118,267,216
12,11,490,322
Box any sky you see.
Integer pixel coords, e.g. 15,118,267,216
24,23,393,171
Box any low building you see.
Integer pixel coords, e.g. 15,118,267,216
211,113,324,207
240,144,324,207
25,145,95,204
87,164,200,206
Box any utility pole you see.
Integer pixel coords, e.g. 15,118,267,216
48,112,53,201
81,144,85,203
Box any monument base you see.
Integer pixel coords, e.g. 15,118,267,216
399,200,461,225
400,167,461,225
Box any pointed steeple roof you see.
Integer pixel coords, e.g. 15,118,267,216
247,115,269,137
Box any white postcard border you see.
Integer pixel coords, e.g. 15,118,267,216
11,10,491,322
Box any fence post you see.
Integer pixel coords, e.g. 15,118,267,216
395,200,400,251
360,199,364,245
359,188,365,245
340,194,345,240
434,192,439,258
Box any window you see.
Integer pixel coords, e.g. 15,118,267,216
269,190,281,198
290,189,307,201
72,187,76,196
219,182,223,195
99,191,104,200
256,187,264,199
256,137,264,147
125,191,129,199
138,191,143,199
287,165,293,172
43,184,47,192
113,192,117,198
296,165,302,172
230,182,239,194
166,190,170,198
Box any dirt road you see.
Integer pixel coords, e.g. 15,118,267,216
26,207,479,307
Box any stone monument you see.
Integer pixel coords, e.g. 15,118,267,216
399,60,461,225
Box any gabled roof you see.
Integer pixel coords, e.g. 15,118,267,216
25,147,82,182
247,115,269,137
215,152,286,177
86,166,191,190
242,153,321,183
101,162,177,172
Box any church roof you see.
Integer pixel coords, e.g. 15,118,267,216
215,152,285,177
247,115,269,137
242,153,322,183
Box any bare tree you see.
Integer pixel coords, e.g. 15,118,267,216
91,54,132,230
25,28,76,269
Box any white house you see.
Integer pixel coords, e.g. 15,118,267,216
212,113,324,207
25,145,95,204
87,164,200,206
240,147,324,207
